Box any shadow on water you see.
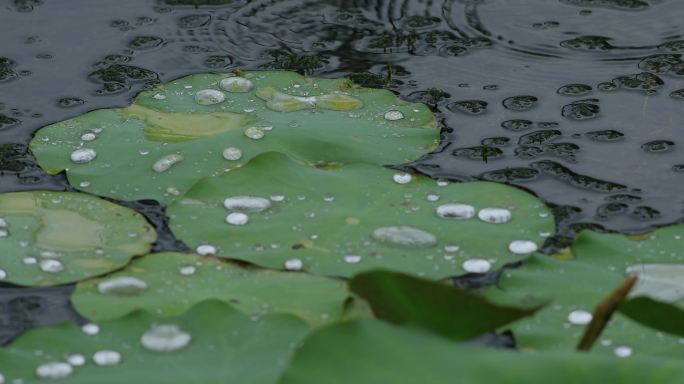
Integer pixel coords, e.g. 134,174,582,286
1,0,684,337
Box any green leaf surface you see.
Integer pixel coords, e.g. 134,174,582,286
349,270,542,340
0,300,309,384
485,226,684,357
30,71,437,204
0,191,155,286
168,152,554,279
620,297,684,337
279,319,684,384
71,252,348,326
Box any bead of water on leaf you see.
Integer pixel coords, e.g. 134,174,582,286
220,77,253,93
79,181,91,188
226,212,249,225
98,276,148,295
22,256,37,264
70,148,97,164
426,193,440,202
81,323,100,335
222,147,242,161
36,362,73,380
508,240,538,254
223,196,271,212
384,110,404,121
196,244,216,256
0,269,6,280
93,350,121,366
194,89,225,105
152,154,184,173
285,258,303,271
393,172,412,184
80,131,98,141
152,93,167,100
436,179,450,187
344,255,362,264
0,373,4,384
40,259,64,273
436,203,476,219
270,195,285,202
140,324,192,352
67,354,86,366
372,226,437,248
462,259,491,273
244,126,265,140
614,346,632,358
179,266,196,276
568,310,593,325
444,244,460,253
478,208,512,224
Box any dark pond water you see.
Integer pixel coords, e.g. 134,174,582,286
1,0,683,341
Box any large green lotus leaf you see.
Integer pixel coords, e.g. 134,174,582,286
279,319,684,384
30,71,437,204
349,270,542,340
0,191,156,286
71,252,348,326
485,226,684,358
0,300,309,384
167,152,554,279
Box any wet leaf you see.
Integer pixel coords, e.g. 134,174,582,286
30,71,437,204
350,270,543,340
0,191,155,286
72,252,348,326
279,319,684,384
167,152,554,278
0,300,309,383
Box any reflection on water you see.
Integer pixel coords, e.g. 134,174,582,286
1,0,683,239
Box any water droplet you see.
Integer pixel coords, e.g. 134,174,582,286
343,255,362,264
436,203,476,220
36,362,73,380
323,196,335,203
81,323,100,335
80,131,98,141
179,265,196,276
284,258,303,271
508,240,538,254
40,259,64,273
152,154,183,173
67,354,86,366
140,324,192,352
0,373,4,384
222,147,242,161
426,193,440,202
244,126,265,140
384,110,404,121
98,276,148,295
614,346,632,358
79,181,91,188
194,89,225,105
22,256,37,265
226,212,249,226
70,148,97,164
568,310,593,325
223,196,271,212
462,259,491,273
393,172,412,184
372,226,437,248
478,208,512,224
444,244,460,253
93,350,121,366
196,244,216,256
220,76,253,93
152,93,166,100
0,269,6,280
270,194,285,202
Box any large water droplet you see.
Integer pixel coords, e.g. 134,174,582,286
40,259,64,273
140,324,192,352
36,362,73,380
478,208,512,224
372,226,437,248
81,323,100,335
343,255,362,264
226,212,249,225
196,244,216,256
392,172,412,184
220,76,253,93
285,258,303,271
244,126,265,140
70,148,97,164
384,110,404,121
194,89,225,105
0,269,6,280
67,354,86,366
568,310,593,325
179,265,196,276
98,276,148,295
614,346,632,358
508,240,538,254
462,259,491,273
223,196,271,212
93,350,121,366
152,154,183,173
436,204,476,220
222,147,242,161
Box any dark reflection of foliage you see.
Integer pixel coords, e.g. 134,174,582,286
631,206,661,221
557,84,592,96
641,140,675,153
518,130,562,146
584,130,624,142
0,114,20,130
263,51,329,75
0,143,54,186
502,96,538,111
501,119,534,132
531,160,626,192
0,57,18,82
481,137,510,147
611,72,664,91
561,99,600,120
161,0,233,5
559,0,649,10
450,260,524,292
605,194,642,203
88,63,160,95
480,167,539,182
407,88,451,109
12,0,43,12
560,36,615,51
447,100,488,115
452,145,503,162
596,202,629,219
128,36,165,50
